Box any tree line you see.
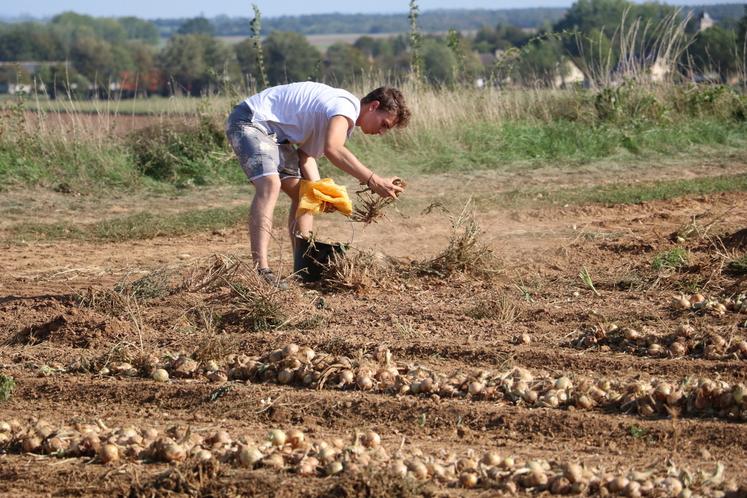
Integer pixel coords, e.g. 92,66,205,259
0,1,745,98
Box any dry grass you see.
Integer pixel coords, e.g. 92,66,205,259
465,293,521,324
350,179,406,225
321,249,393,293
415,201,501,278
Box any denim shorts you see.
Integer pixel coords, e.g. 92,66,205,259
225,102,300,182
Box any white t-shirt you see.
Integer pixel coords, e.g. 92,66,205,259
244,82,360,158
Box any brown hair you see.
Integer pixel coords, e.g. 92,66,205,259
361,86,411,128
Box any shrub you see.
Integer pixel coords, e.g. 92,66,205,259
126,116,229,185
652,247,688,271
0,374,15,401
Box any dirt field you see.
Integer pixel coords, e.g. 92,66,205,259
1,165,747,497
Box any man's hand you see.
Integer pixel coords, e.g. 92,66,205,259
368,174,404,199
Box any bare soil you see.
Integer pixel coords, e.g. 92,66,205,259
1,167,747,497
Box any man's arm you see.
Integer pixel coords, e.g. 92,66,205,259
323,115,403,198
298,149,320,181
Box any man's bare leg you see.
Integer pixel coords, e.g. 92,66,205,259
281,178,313,243
249,175,281,269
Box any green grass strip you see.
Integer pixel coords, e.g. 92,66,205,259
8,206,248,243
481,173,747,209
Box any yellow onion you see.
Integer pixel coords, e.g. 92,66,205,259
100,443,120,464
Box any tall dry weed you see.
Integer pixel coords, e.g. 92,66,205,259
415,201,500,279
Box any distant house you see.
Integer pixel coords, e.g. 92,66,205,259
0,61,60,95
649,59,670,82
553,60,585,88
697,12,715,32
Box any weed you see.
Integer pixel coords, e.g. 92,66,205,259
322,250,391,293
513,281,535,302
579,266,601,296
0,374,15,401
115,269,173,300
726,254,747,276
416,201,500,278
628,424,649,438
465,294,520,323
126,118,233,186
393,316,419,339
190,307,240,362
350,179,406,225
181,254,243,293
652,248,688,271
223,275,287,332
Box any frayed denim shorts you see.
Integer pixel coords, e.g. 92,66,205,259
225,102,301,182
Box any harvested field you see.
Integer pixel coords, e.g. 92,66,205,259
1,167,747,497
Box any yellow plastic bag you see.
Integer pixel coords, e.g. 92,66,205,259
296,178,353,218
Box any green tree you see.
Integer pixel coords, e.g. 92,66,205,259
323,42,370,84
177,17,215,36
70,34,116,83
421,38,457,85
687,26,739,82
158,34,235,95
262,31,321,85
738,6,747,54
35,62,90,98
514,38,565,86
0,23,63,61
118,17,160,44
233,38,261,85
50,12,127,44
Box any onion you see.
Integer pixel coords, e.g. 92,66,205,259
409,460,428,480
648,343,663,356
553,476,574,494
196,449,213,462
339,370,354,385
268,429,287,447
672,296,691,310
732,384,746,405
390,460,408,478
282,343,300,358
238,446,263,467
264,453,285,469
460,472,478,488
356,374,374,391
362,430,381,448
429,463,447,480
555,376,573,390
457,458,477,472
100,443,120,464
625,480,642,498
669,342,687,356
468,381,484,396
22,436,42,453
481,451,502,466
287,429,305,449
162,443,186,462
624,328,642,341
563,462,583,484
277,369,294,385
152,369,169,382
299,346,316,362
608,476,630,493
576,394,593,410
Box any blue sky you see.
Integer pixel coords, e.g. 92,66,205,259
2,0,734,20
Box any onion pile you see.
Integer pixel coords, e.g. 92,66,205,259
572,323,747,360
0,419,742,496
670,293,737,316
67,344,747,422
